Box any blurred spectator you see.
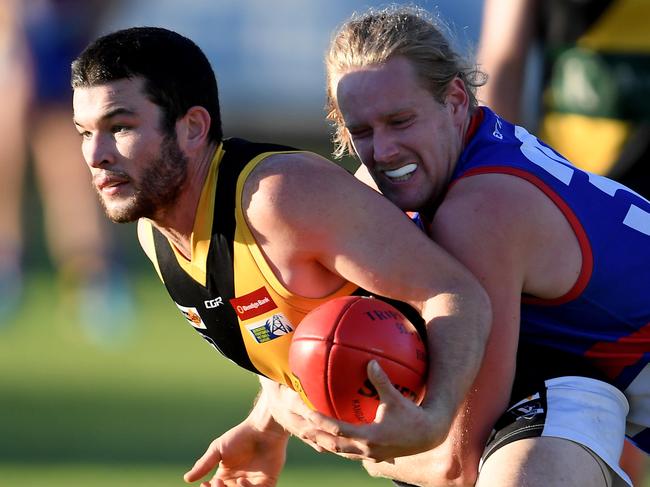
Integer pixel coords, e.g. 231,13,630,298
477,0,649,483
0,0,132,344
477,0,650,198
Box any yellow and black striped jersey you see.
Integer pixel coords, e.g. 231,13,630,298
138,138,362,387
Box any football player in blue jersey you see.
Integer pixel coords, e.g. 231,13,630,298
477,0,649,483
293,4,649,487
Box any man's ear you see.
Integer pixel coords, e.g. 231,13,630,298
177,106,211,152
446,77,470,122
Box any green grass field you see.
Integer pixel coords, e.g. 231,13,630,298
2,272,648,487
0,272,389,487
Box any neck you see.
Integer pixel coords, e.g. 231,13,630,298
151,141,219,260
462,107,482,146
421,109,478,222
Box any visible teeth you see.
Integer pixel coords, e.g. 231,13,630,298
384,163,417,179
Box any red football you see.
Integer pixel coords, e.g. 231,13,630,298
289,295,427,424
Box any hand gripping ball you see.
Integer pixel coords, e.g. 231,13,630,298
289,296,427,424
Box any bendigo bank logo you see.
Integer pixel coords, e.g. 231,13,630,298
230,287,278,320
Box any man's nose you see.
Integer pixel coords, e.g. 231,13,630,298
373,132,399,163
84,134,114,169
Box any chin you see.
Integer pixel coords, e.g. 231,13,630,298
105,210,139,224
102,201,143,224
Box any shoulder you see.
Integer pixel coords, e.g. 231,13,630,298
433,171,581,296
245,151,349,192
239,150,424,261
434,174,532,272
241,151,372,229
437,172,542,238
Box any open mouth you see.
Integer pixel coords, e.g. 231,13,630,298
384,163,417,181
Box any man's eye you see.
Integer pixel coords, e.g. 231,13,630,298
349,129,371,138
391,117,412,126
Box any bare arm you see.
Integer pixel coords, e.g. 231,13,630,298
361,172,583,486
477,0,538,122
244,152,492,460
360,178,524,486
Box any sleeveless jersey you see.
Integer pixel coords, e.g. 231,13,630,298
453,107,650,451
138,138,424,389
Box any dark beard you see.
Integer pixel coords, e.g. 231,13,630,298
101,134,189,224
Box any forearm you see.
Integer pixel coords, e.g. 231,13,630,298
420,288,491,445
369,357,511,487
477,0,537,122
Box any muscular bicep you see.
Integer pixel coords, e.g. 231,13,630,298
243,152,480,309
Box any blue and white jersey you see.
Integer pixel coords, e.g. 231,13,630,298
452,107,650,452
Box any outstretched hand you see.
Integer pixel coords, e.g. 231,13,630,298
184,419,288,487
300,360,445,463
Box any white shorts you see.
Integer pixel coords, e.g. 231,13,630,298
481,376,632,486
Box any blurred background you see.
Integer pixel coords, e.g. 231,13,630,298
1,0,647,486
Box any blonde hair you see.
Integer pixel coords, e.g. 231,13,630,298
325,4,486,158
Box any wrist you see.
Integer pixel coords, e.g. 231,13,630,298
419,396,458,449
248,387,290,438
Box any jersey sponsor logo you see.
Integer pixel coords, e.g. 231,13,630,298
507,392,545,421
492,117,503,140
204,296,223,309
174,302,207,330
245,313,294,344
230,287,277,321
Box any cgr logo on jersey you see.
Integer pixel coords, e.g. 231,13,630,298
174,302,207,330
245,313,294,344
204,296,223,309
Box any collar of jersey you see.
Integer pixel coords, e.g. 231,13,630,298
170,143,224,286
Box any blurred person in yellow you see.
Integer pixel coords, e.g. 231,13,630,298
0,0,132,344
477,0,650,483
477,0,650,198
